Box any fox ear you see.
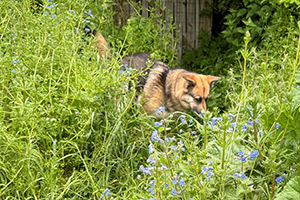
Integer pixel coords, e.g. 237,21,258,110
182,74,196,88
206,75,221,89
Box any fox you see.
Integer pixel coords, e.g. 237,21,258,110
94,31,221,117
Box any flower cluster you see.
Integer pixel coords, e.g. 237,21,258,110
45,0,55,16
13,58,19,65
84,10,94,18
180,115,186,123
249,150,259,160
276,122,280,129
200,161,214,180
119,64,133,76
46,1,55,9
100,189,111,199
155,106,165,116
275,175,284,183
233,173,247,180
235,151,247,162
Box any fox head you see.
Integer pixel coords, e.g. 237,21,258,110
177,73,221,115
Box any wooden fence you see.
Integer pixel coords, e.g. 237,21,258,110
113,0,213,60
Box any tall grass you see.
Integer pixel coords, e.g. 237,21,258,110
0,0,153,198
0,0,299,199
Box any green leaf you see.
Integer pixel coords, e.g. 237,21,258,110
237,8,247,17
275,176,300,200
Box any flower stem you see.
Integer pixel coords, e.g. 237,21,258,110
221,128,226,169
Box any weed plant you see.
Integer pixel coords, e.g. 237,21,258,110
0,0,299,199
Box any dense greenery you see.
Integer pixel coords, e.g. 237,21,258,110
0,0,299,199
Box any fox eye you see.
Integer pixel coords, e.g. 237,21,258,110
205,98,208,102
195,97,203,103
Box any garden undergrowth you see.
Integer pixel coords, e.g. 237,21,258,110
0,0,299,199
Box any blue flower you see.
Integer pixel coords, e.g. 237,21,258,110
151,130,159,142
240,174,246,179
180,115,186,123
155,106,165,115
11,69,15,73
171,188,177,195
248,107,253,116
147,157,154,164
179,129,183,134
179,178,185,187
238,151,243,157
51,14,56,18
172,178,178,185
88,10,93,17
165,137,169,142
207,172,212,177
276,122,280,129
148,144,154,154
191,131,196,135
240,157,246,162
241,124,247,131
94,97,98,100
228,113,234,121
166,184,169,188
201,166,207,174
84,27,90,32
45,11,48,15
104,189,111,196
211,118,216,125
276,176,284,183
250,150,259,160
149,180,155,187
231,123,236,128
139,165,151,175
233,173,239,179
148,188,155,195
154,122,161,127
46,3,55,8
248,118,253,125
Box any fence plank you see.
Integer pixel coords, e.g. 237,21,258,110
142,0,148,17
187,0,195,49
113,0,213,61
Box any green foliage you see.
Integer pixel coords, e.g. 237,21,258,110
275,176,300,200
110,1,178,67
0,0,172,198
181,0,300,113
0,0,299,199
